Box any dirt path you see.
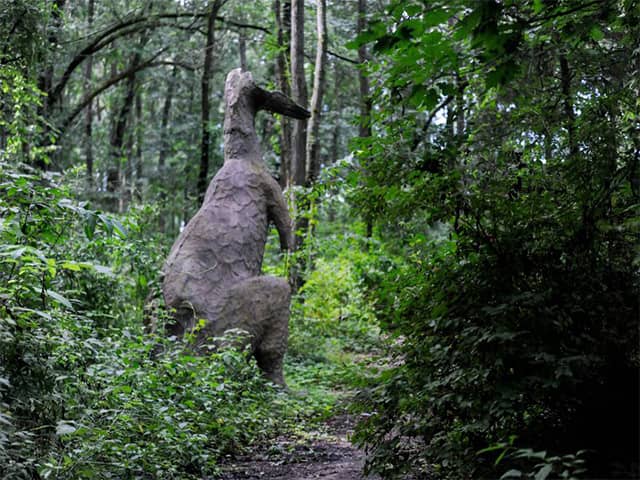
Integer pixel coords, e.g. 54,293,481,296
216,415,378,480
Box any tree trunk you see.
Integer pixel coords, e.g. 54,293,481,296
329,61,343,164
108,70,137,211
238,30,247,70
289,0,308,288
290,0,308,187
456,73,465,137
274,0,292,188
559,54,577,159
357,0,373,237
134,88,143,200
108,17,150,211
305,0,327,186
159,65,178,169
197,1,223,204
357,0,371,140
158,65,178,232
84,0,95,186
36,0,67,169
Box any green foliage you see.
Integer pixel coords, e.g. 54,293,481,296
40,333,284,479
479,438,588,480
0,1,49,70
0,66,51,164
290,244,379,360
0,70,379,478
0,156,344,480
350,1,640,478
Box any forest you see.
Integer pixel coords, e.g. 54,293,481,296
0,0,639,479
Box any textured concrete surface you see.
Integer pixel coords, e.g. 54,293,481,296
162,69,309,385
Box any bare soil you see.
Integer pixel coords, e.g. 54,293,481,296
216,415,379,480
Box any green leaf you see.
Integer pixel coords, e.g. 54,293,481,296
56,421,77,436
346,20,386,49
404,5,421,17
590,26,604,41
500,470,523,479
478,443,506,454
111,218,127,238
533,0,544,14
46,290,73,309
60,261,83,271
98,213,113,236
84,213,97,239
423,8,451,28
535,464,553,480
409,86,439,110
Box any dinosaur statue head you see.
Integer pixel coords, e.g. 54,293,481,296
224,68,310,120
223,68,309,162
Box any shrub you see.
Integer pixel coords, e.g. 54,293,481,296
353,221,639,478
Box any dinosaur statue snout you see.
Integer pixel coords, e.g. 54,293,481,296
256,88,310,120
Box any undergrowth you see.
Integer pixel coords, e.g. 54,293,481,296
0,159,380,479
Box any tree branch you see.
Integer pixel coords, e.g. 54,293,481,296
412,95,454,151
216,16,270,33
50,22,153,106
328,49,358,65
154,60,196,71
50,12,212,106
51,7,297,111
60,50,167,134
530,0,605,26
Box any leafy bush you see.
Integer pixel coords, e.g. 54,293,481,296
348,2,639,478
352,215,638,478
40,333,285,479
0,72,355,477
290,251,379,360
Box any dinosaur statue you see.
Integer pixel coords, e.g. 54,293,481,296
161,68,309,385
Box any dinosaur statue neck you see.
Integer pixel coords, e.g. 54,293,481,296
223,96,262,163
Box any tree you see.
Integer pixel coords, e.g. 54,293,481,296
197,0,229,204
289,0,307,189
350,1,640,478
83,0,95,185
305,0,327,185
356,0,373,236
273,0,292,188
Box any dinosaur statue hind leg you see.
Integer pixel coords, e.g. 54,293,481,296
198,276,291,386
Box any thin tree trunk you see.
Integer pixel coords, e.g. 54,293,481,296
357,0,373,237
158,65,178,232
159,65,178,169
134,88,143,200
238,30,247,70
274,0,292,188
357,0,371,140
559,54,577,159
329,61,343,164
290,0,308,187
108,14,151,211
305,0,327,185
289,0,308,288
183,73,198,236
456,73,465,137
327,62,342,223
84,0,95,186
446,104,454,138
108,70,137,211
197,1,223,204
36,0,67,169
